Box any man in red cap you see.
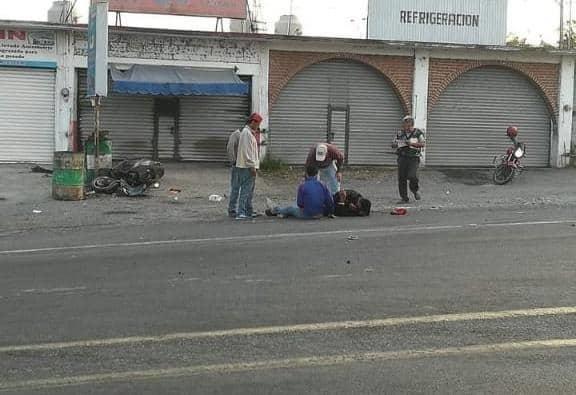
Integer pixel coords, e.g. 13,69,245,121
235,112,263,220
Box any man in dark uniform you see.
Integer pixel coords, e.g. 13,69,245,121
392,115,426,203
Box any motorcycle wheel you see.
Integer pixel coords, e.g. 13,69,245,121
493,164,515,185
93,176,121,194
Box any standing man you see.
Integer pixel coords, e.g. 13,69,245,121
235,112,263,220
392,115,425,203
226,128,242,217
305,143,344,195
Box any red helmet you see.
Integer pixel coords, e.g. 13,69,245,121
506,126,518,138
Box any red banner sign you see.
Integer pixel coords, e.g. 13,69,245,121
108,0,247,19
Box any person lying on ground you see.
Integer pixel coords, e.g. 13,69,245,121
265,165,334,219
333,189,371,217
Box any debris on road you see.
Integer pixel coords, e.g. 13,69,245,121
30,165,53,174
391,208,407,216
209,194,224,202
347,235,359,241
32,209,43,214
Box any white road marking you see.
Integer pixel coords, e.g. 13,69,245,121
20,287,87,295
1,219,574,257
319,274,354,280
2,338,576,391
2,306,576,354
244,279,274,283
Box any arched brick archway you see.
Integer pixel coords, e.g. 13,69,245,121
428,59,559,117
269,50,414,114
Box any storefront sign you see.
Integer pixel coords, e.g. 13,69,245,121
109,0,247,19
0,30,56,64
87,0,108,97
368,0,507,46
75,32,260,64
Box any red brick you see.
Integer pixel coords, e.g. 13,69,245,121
428,59,559,115
269,50,414,113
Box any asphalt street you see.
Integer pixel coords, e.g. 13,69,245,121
2,205,576,394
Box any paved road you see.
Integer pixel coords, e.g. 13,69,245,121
2,206,576,394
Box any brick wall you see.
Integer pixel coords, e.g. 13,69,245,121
428,58,560,114
269,50,414,113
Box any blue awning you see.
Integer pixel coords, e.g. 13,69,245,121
110,65,249,96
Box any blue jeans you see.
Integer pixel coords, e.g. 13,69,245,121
237,168,256,217
319,165,340,195
228,166,240,215
274,204,319,219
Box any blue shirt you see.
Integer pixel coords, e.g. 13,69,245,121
297,177,334,218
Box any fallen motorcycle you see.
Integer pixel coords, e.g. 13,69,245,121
492,126,525,185
93,159,164,197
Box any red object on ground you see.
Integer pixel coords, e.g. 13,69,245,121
391,208,407,216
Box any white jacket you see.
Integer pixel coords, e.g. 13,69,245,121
235,126,259,169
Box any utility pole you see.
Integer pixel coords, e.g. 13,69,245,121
560,0,565,48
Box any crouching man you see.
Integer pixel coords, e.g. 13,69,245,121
266,165,334,219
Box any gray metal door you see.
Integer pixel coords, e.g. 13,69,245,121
0,67,55,163
269,59,404,165
427,66,552,167
179,96,250,161
78,69,154,160
157,116,176,160
327,105,349,161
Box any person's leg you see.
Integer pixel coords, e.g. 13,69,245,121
407,158,420,195
397,157,409,201
245,172,256,217
236,168,251,218
228,167,240,216
275,204,303,218
319,165,340,195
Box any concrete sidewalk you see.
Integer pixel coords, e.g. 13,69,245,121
1,163,575,232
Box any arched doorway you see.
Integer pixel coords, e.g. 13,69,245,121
269,59,405,165
427,66,552,167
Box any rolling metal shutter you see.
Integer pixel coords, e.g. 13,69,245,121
427,67,552,167
269,59,404,165
0,67,55,163
179,96,250,161
78,69,154,160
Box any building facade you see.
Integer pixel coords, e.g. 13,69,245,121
0,20,574,168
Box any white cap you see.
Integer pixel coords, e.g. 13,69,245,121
402,115,414,122
316,144,328,161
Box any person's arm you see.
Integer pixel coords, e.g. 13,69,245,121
226,131,239,163
239,131,259,175
392,131,401,149
297,184,305,209
323,184,335,215
409,130,426,149
328,145,344,180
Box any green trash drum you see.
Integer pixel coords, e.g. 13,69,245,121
52,151,86,201
85,136,112,186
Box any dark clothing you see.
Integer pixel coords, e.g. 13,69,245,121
297,176,334,218
394,128,425,158
397,156,420,200
333,189,371,217
305,144,345,171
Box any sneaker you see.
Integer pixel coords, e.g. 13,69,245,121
265,209,277,217
235,214,249,220
397,198,409,204
413,192,421,201
251,212,261,218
